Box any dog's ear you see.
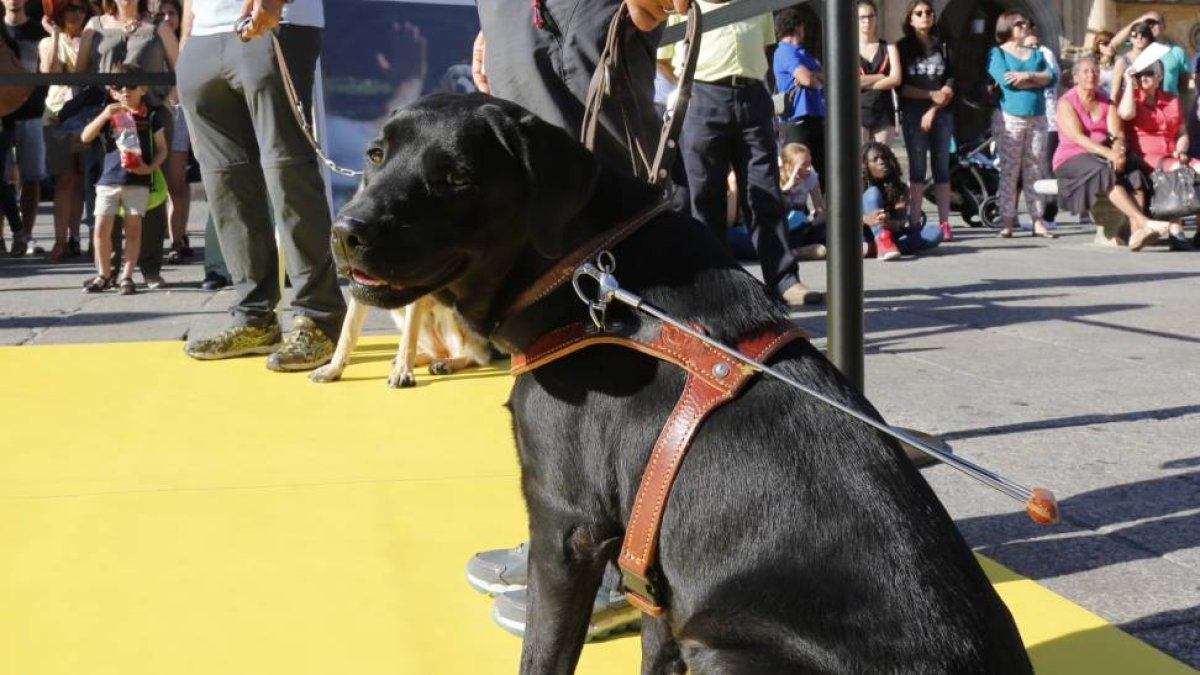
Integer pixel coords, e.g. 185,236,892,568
482,103,599,258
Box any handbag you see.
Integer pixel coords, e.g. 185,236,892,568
772,88,798,118
0,37,33,117
1148,160,1200,219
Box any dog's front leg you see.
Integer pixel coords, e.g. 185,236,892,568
387,298,426,388
640,614,685,675
309,297,367,383
519,526,611,675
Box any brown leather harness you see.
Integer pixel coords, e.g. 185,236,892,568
505,199,804,616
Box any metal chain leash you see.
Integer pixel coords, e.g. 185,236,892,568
269,33,364,178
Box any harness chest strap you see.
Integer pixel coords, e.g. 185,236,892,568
512,320,805,616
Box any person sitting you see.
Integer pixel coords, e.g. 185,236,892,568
862,141,942,260
1053,56,1172,252
726,147,828,261
1117,60,1193,250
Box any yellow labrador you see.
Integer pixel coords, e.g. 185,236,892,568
309,296,491,387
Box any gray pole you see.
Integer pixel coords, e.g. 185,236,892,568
824,0,864,391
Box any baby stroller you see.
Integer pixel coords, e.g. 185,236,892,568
925,133,1001,228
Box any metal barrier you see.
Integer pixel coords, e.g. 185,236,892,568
0,72,174,87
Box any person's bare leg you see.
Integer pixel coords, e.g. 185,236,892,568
1109,185,1170,250
166,150,190,247
121,216,142,281
93,216,115,279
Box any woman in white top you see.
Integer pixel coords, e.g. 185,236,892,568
38,0,92,259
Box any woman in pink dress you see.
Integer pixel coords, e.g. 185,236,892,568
1053,56,1172,251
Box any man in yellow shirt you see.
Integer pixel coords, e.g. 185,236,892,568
659,1,823,305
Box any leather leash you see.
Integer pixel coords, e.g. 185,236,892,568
580,3,702,187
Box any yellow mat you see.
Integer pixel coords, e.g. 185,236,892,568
0,338,1194,675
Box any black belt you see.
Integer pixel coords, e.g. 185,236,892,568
702,75,761,88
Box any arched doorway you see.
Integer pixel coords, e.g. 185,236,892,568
937,0,1063,144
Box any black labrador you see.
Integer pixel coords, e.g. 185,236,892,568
332,93,1032,675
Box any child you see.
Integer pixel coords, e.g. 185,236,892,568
862,141,942,260
79,64,167,294
725,145,829,261
780,142,825,229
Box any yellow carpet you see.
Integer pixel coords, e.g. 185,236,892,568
0,338,1194,674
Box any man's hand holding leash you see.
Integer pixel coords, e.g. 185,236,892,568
235,0,284,41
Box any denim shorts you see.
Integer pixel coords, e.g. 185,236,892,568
900,107,954,184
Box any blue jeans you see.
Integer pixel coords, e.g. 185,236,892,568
864,186,942,253
900,107,953,184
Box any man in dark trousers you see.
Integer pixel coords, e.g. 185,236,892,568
466,0,668,641
659,0,824,306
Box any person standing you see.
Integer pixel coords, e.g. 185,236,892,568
179,0,345,371
75,0,179,287
896,0,954,242
661,0,823,306
773,7,825,188
857,0,900,147
3,0,48,258
467,0,679,642
1026,22,1059,229
989,11,1056,239
1111,11,1189,97
39,0,92,262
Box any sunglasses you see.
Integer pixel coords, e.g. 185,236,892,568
108,85,137,91
859,14,876,21
912,9,934,18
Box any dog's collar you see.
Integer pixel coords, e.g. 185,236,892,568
503,199,672,320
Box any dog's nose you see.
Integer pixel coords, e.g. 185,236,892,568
332,216,368,253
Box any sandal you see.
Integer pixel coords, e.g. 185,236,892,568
82,275,112,293
118,277,137,295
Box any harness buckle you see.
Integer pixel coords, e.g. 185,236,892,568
621,567,666,617
571,250,620,332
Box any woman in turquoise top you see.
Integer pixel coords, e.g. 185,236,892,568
988,11,1057,238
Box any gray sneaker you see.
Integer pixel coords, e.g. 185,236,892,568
466,542,528,595
491,586,641,642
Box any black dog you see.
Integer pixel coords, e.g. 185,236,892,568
333,93,1032,675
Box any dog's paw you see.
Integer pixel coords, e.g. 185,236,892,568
308,365,343,383
387,370,417,388
429,360,452,376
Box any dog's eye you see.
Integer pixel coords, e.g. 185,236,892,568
446,171,470,188
366,148,384,165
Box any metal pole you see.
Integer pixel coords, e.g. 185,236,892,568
824,0,864,391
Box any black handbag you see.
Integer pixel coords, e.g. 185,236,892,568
772,88,798,118
1148,161,1200,219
